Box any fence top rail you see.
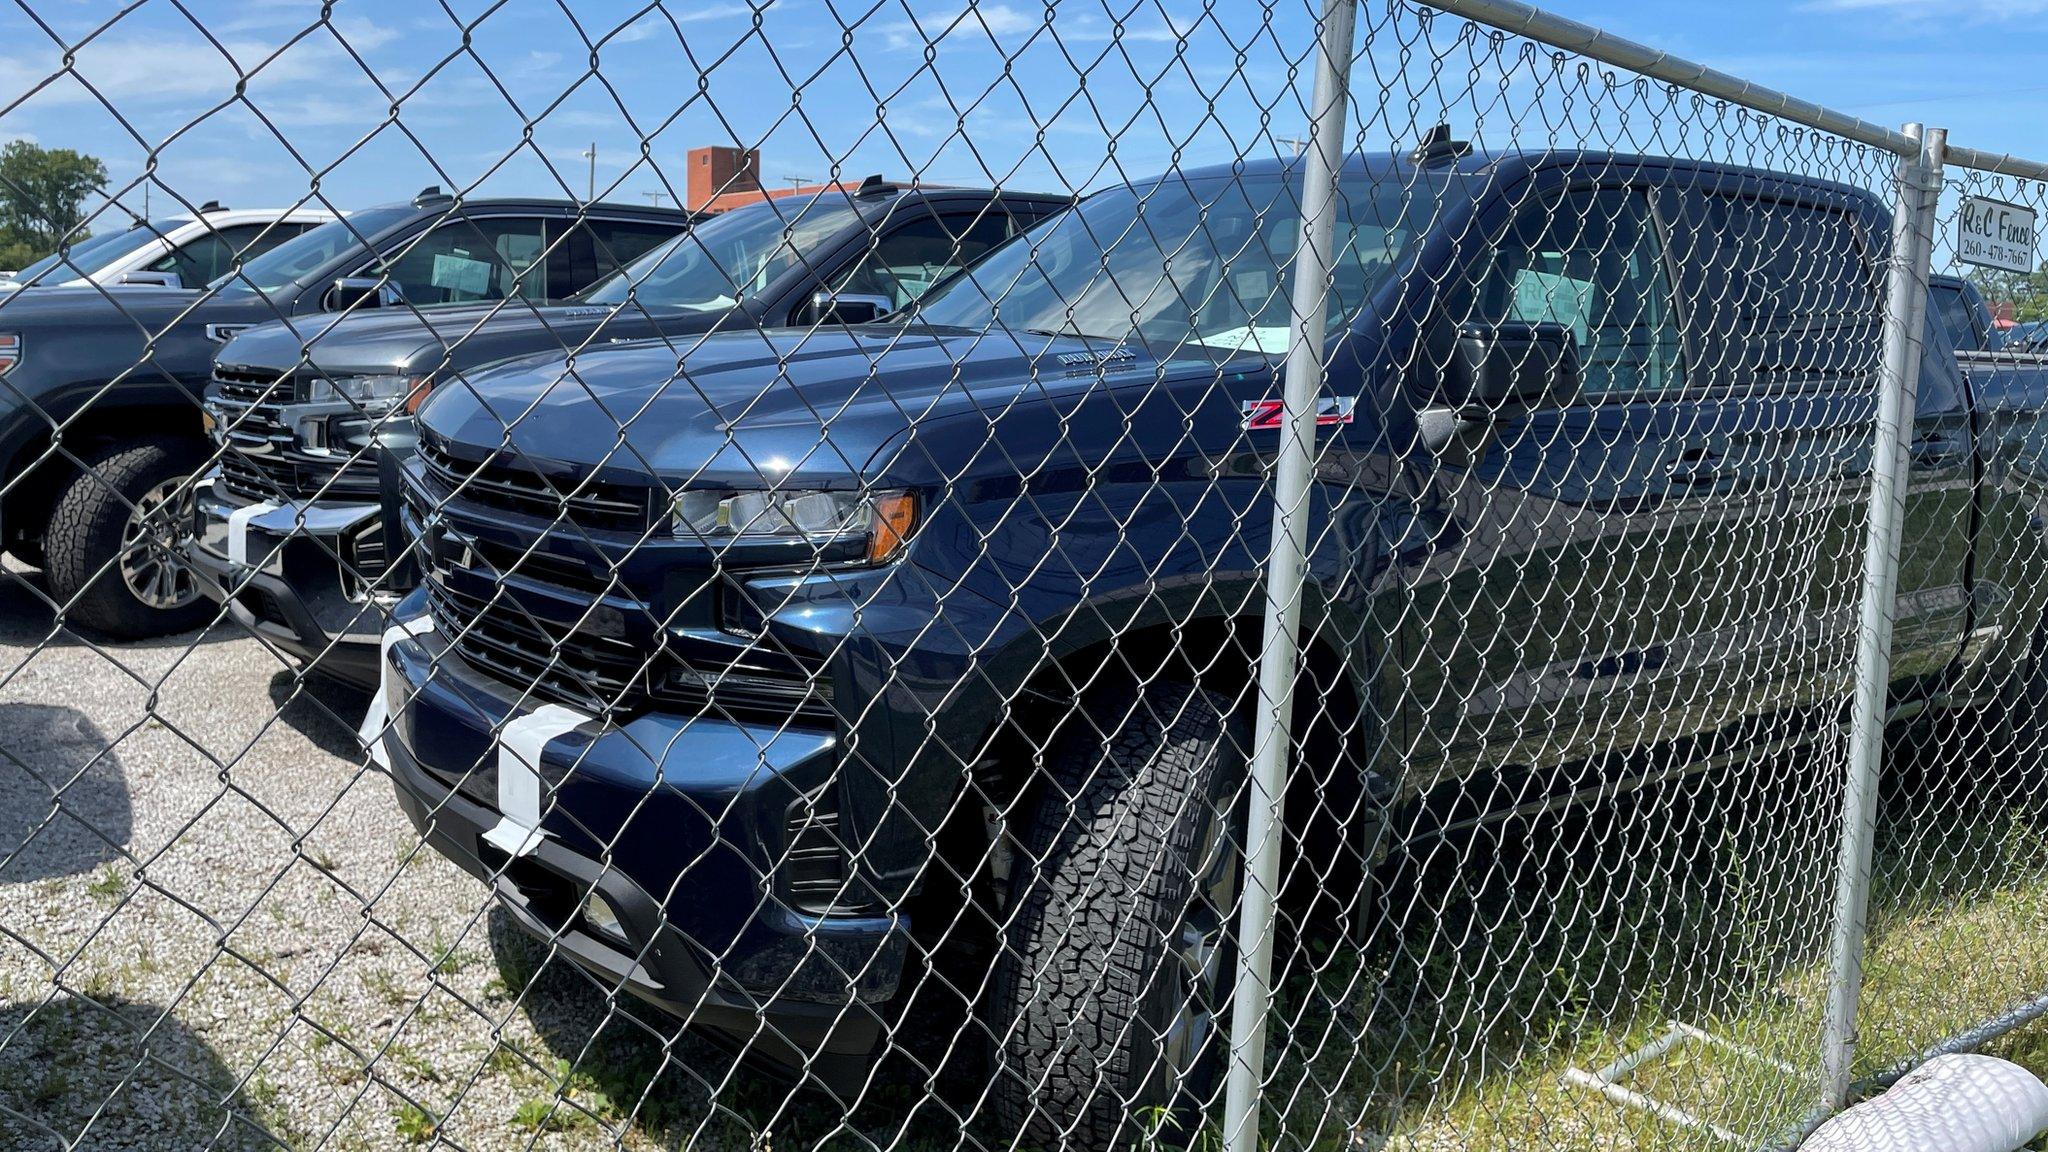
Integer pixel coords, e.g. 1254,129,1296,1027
1420,0,1918,156
1943,146,2048,184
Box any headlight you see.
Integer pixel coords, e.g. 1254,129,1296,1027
308,373,430,413
672,488,917,564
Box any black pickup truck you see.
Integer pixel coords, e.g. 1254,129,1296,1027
191,182,1067,685
366,149,2048,1142
0,188,689,637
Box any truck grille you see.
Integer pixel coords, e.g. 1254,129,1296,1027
210,365,371,501
425,578,646,713
416,535,834,724
417,437,654,534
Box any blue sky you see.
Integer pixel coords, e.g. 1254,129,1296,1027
0,0,2041,234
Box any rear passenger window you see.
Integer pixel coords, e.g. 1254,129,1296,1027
551,219,687,297
1662,191,1880,384
1479,188,1684,397
832,211,1015,311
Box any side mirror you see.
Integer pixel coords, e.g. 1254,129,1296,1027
803,291,894,327
325,277,405,312
117,270,183,288
1418,321,1581,466
1443,320,1581,410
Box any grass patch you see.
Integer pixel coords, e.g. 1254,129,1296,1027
84,864,126,904
392,1102,436,1144
1269,736,2048,1151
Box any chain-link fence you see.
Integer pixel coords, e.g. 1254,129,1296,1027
2,0,2048,1148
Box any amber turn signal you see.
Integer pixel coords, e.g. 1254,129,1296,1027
868,492,917,563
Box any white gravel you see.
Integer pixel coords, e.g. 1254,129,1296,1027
0,560,793,1151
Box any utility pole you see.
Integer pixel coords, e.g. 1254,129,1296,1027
581,143,597,202
1278,136,1310,156
642,191,670,207
782,175,811,191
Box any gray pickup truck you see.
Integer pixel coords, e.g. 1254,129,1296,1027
192,183,1066,685
0,188,689,637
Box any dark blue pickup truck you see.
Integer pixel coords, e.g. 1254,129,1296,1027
190,182,1066,685
363,148,2048,1142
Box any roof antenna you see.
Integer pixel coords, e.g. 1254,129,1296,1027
1411,123,1473,166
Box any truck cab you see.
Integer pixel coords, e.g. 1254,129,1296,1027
365,150,2039,1143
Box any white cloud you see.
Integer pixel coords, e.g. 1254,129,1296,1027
877,4,1039,50
875,4,1196,52
0,32,368,114
604,1,779,44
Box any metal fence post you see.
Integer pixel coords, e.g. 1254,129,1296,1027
1220,0,1358,1148
1819,122,1946,1112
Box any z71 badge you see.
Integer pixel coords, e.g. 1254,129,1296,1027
1241,395,1356,430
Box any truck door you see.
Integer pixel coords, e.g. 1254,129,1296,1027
1398,181,1719,788
1655,184,1973,701
1394,174,1966,795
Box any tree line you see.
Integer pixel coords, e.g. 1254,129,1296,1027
0,140,110,271
1967,265,2048,325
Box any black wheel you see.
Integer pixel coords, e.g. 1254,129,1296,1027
991,679,1244,1147
43,438,210,639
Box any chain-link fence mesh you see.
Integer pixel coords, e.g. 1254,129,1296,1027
0,0,2044,1149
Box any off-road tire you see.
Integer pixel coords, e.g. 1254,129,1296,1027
991,679,1243,1147
44,438,210,639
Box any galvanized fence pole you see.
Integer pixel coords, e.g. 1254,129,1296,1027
1220,0,1359,1148
1819,122,1947,1112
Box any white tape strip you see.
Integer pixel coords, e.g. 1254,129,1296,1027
358,615,437,768
481,704,589,858
226,500,279,566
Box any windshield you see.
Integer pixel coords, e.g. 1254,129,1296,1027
915,170,1446,354
212,206,410,295
578,195,864,310
12,222,177,283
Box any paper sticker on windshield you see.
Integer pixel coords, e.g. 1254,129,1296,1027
1242,396,1356,430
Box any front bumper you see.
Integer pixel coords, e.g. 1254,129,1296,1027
369,597,905,1089
186,473,398,687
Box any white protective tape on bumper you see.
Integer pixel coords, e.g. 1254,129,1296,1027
358,615,437,769
480,704,590,858
225,500,280,566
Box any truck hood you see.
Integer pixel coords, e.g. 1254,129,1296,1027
0,284,229,330
419,325,1268,488
219,301,738,377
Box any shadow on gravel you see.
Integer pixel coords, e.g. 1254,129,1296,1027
481,908,970,1148
0,567,237,651
267,670,372,761
0,704,130,883
0,994,276,1150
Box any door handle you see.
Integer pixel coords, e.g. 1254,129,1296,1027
1664,448,1729,488
1910,434,1969,466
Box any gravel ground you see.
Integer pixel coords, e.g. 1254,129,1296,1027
0,560,799,1151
